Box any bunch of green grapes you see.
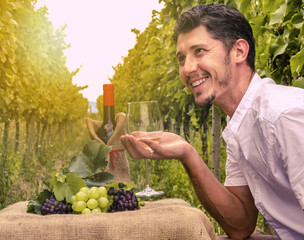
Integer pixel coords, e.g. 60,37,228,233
71,186,109,214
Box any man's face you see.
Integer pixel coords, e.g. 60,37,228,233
176,25,233,107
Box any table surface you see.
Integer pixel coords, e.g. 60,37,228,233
0,198,216,240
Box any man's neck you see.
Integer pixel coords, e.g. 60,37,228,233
220,67,255,117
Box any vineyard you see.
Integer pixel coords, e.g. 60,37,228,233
0,0,88,207
1,0,304,236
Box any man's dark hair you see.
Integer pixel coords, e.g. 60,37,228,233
173,4,255,71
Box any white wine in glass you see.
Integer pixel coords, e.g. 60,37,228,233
127,101,164,197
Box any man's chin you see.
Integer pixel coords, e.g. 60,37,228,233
195,99,208,107
194,95,214,107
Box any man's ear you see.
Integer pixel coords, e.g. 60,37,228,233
233,39,249,64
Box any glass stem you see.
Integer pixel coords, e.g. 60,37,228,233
145,158,150,187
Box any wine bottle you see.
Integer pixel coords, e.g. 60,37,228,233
96,84,116,144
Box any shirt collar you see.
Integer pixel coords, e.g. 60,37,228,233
223,73,274,138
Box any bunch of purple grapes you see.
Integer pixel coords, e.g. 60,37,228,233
41,194,73,215
108,182,139,212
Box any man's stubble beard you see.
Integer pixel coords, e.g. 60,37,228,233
195,54,232,108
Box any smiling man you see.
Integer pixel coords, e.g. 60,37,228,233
120,4,304,240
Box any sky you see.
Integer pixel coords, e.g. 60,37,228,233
35,0,164,102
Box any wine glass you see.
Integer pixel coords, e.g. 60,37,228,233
126,101,164,197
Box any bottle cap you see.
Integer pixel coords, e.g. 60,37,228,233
103,84,114,90
103,84,114,106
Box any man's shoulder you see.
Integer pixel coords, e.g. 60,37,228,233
252,81,304,117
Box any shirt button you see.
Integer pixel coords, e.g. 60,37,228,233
255,175,260,180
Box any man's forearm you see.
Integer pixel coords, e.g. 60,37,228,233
181,146,257,239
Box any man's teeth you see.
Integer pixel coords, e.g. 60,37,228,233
191,78,207,87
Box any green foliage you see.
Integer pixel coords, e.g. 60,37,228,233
0,0,90,210
49,172,86,203
68,140,114,187
250,0,304,86
69,140,110,178
0,0,88,126
0,116,91,209
0,150,22,208
156,159,199,205
27,189,52,215
293,76,304,88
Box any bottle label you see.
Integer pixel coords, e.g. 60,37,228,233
104,121,114,142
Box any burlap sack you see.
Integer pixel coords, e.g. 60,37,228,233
0,198,216,240
85,113,130,183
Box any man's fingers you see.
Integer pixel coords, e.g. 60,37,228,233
120,135,152,159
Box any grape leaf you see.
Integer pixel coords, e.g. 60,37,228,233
49,172,86,203
27,172,87,215
68,140,112,178
68,152,92,178
290,48,304,76
66,173,88,196
293,77,304,89
85,172,114,187
53,181,72,202
55,172,66,183
27,189,52,214
83,139,101,159
269,2,287,25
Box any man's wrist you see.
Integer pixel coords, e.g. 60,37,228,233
180,144,200,165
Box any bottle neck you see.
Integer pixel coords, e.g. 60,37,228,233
103,87,115,123
103,105,115,122
103,88,114,106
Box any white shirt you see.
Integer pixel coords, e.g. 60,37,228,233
222,74,304,240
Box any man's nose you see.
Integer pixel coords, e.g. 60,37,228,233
183,56,198,75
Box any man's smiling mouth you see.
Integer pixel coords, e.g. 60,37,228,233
190,76,208,88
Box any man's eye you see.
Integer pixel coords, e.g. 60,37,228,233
195,48,204,54
178,56,185,65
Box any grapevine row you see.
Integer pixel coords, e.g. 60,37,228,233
0,0,88,153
